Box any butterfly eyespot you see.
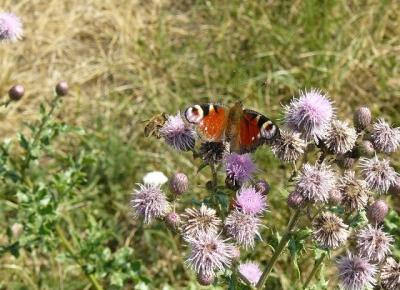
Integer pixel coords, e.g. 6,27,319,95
261,122,277,139
184,105,204,124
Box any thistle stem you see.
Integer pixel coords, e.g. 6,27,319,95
303,252,326,289
210,163,218,190
256,208,302,289
55,224,104,290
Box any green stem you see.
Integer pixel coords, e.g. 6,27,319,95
303,252,326,289
210,163,218,191
21,95,61,178
256,208,302,289
55,224,104,290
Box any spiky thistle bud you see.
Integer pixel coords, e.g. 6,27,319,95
354,107,372,131
271,129,307,162
324,120,357,154
359,157,398,193
287,191,305,209
371,118,400,153
339,171,369,212
312,212,349,249
165,211,181,230
8,84,24,101
367,200,389,224
169,173,188,195
197,271,215,286
254,179,270,195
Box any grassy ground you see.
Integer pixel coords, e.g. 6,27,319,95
1,0,399,289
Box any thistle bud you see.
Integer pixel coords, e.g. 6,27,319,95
359,140,375,157
388,176,400,195
366,200,388,224
8,84,24,101
336,154,355,170
169,173,188,195
353,107,372,131
165,211,181,230
328,189,343,205
197,272,215,286
255,179,270,195
287,191,305,209
55,81,69,96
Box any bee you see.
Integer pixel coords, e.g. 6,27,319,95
143,113,168,139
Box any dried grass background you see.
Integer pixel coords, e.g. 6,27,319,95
0,0,399,289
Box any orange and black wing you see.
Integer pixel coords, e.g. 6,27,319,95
239,109,279,153
184,104,227,141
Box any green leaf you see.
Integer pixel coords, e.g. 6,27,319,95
18,133,30,151
197,162,209,173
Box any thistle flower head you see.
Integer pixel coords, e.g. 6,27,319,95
186,232,233,276
339,171,369,212
312,212,349,249
159,113,196,151
353,107,372,131
224,153,257,185
359,157,398,193
224,209,261,249
381,257,400,290
271,129,307,162
181,204,221,238
235,186,267,216
371,118,400,153
287,190,306,209
328,188,343,205
143,171,168,186
169,172,189,195
199,141,228,164
0,12,22,42
356,225,393,263
367,200,389,224
295,163,336,203
8,84,24,101
254,179,270,195
130,184,170,223
324,120,357,154
284,89,334,141
337,252,376,290
165,211,181,230
238,262,262,286
197,271,215,286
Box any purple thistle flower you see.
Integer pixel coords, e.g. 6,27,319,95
130,183,170,224
0,12,22,42
284,89,334,141
359,157,398,193
324,120,357,154
271,129,307,162
371,118,400,153
337,252,376,290
165,211,181,230
381,257,400,290
339,171,369,212
224,209,261,249
295,163,336,203
238,262,262,286
235,186,267,216
312,212,349,249
356,225,393,263
180,204,221,238
224,153,257,185
186,232,233,276
159,113,196,151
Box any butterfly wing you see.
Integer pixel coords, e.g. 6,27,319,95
184,104,227,141
238,109,279,153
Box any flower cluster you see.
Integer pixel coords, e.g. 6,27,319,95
136,89,399,289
